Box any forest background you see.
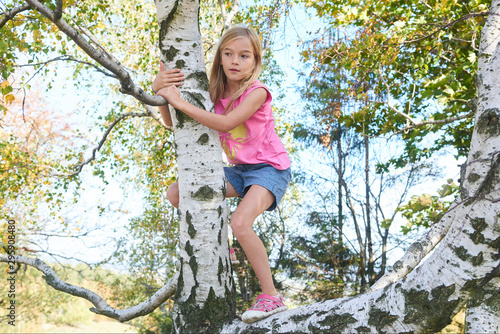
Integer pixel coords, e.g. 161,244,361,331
0,0,487,332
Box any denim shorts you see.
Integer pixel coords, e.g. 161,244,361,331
224,163,292,211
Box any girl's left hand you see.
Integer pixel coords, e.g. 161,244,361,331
157,85,183,109
152,61,184,93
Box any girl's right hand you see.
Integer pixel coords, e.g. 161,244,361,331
152,61,184,93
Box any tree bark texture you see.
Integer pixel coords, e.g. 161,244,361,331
154,1,236,332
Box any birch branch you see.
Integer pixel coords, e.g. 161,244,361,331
68,16,122,67
0,254,178,322
72,111,149,176
64,106,171,177
390,110,475,135
49,112,149,178
19,55,117,78
54,0,63,20
0,2,31,29
400,11,492,45
369,205,456,291
218,0,240,31
377,65,417,126
24,0,167,106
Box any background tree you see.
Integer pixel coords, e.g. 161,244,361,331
299,0,489,166
282,0,492,297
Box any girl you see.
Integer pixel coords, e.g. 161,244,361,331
152,26,291,323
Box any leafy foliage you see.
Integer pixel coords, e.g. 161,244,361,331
300,0,489,168
396,179,459,234
280,211,355,301
0,87,78,230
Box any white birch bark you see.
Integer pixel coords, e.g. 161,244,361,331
154,1,235,332
465,277,500,333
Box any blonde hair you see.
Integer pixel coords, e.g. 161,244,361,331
209,26,263,114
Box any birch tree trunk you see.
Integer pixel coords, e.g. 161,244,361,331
222,1,500,331
154,1,235,332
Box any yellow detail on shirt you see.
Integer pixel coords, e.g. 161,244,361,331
221,123,247,159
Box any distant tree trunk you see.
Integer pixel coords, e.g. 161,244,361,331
342,179,367,290
364,133,374,285
379,227,389,278
154,1,235,331
336,123,345,291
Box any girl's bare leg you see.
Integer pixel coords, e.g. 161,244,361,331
167,182,276,295
229,185,276,296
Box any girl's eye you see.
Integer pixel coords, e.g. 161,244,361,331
242,55,249,59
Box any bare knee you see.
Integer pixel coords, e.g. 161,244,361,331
231,214,254,240
167,182,179,208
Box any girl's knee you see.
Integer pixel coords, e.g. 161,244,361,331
167,182,179,208
230,215,253,239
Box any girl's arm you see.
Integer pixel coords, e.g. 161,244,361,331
158,104,172,127
152,61,184,127
157,85,267,133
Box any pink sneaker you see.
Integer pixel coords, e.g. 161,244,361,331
242,293,288,323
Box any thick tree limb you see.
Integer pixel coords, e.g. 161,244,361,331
24,0,167,107
0,2,31,29
369,206,455,291
53,0,62,20
0,254,178,322
67,16,123,68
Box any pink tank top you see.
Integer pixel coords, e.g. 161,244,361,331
214,81,291,170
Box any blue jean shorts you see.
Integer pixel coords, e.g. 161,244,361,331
224,163,292,211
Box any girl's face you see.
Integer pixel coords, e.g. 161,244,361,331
220,37,255,85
